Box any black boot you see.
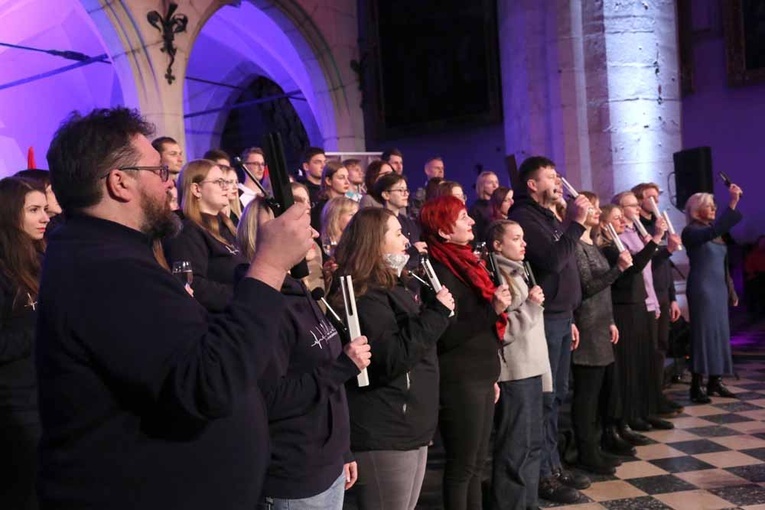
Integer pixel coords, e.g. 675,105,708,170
602,425,637,456
646,416,675,430
618,422,651,446
707,376,737,398
628,417,653,432
690,373,712,403
576,446,617,476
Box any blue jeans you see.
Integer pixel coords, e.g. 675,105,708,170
263,471,345,510
491,376,544,510
541,316,572,477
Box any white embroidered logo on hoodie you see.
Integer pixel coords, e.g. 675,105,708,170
309,320,337,350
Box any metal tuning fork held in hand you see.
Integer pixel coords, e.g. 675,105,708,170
561,176,594,216
231,132,309,278
523,261,537,287
648,197,662,224
339,275,369,387
606,223,627,253
487,252,502,287
633,217,649,238
421,256,455,317
560,176,579,198
662,210,683,251
719,171,743,196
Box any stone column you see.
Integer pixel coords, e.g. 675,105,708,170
601,0,682,199
497,0,682,202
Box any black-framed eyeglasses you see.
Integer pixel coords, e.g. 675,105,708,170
387,188,410,194
200,178,232,190
109,165,171,182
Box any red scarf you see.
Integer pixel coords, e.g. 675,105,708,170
428,241,507,342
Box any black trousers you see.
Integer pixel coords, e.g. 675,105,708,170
655,299,671,394
0,419,40,510
439,381,495,510
571,363,615,462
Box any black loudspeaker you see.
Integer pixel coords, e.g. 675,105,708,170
673,146,714,210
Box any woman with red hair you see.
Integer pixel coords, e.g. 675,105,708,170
420,196,512,510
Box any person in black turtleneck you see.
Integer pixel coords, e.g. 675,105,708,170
0,177,50,510
298,147,327,208
632,183,684,414
164,159,248,312
236,197,371,509
468,170,499,244
508,156,592,505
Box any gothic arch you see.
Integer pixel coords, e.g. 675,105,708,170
184,0,362,158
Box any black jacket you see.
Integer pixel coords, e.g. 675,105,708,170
298,178,322,208
432,261,501,385
0,269,39,425
639,214,677,303
259,276,358,498
469,198,492,244
36,215,284,510
508,196,585,318
164,215,248,312
398,213,424,272
348,283,450,451
603,240,659,304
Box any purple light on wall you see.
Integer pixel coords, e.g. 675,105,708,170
184,2,327,159
0,0,123,177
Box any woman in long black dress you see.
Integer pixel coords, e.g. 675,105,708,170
0,177,50,509
599,204,665,445
572,193,633,473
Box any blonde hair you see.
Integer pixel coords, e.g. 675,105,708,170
178,159,237,246
321,196,359,244
236,196,275,261
611,190,635,206
225,167,242,220
598,204,621,247
685,192,715,224
475,171,498,195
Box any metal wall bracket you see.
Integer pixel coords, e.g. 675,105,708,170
147,2,188,84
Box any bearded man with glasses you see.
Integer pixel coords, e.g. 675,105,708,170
38,107,314,510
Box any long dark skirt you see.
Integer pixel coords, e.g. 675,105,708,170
612,304,661,422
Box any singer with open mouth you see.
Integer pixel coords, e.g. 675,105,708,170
329,207,453,510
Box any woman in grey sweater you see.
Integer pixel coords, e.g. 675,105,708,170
486,220,551,510
572,192,632,475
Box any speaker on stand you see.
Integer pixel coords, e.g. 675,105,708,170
670,146,714,211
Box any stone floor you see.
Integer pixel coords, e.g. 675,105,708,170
345,316,765,509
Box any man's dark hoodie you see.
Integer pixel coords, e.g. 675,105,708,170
508,195,585,318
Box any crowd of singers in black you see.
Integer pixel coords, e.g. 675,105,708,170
0,107,746,510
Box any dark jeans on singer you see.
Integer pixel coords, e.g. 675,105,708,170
541,316,572,477
491,375,543,510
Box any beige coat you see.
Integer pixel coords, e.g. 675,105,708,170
496,255,553,392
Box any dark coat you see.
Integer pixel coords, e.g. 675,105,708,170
348,283,450,451
36,215,284,509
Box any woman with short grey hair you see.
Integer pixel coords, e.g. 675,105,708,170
682,183,744,403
